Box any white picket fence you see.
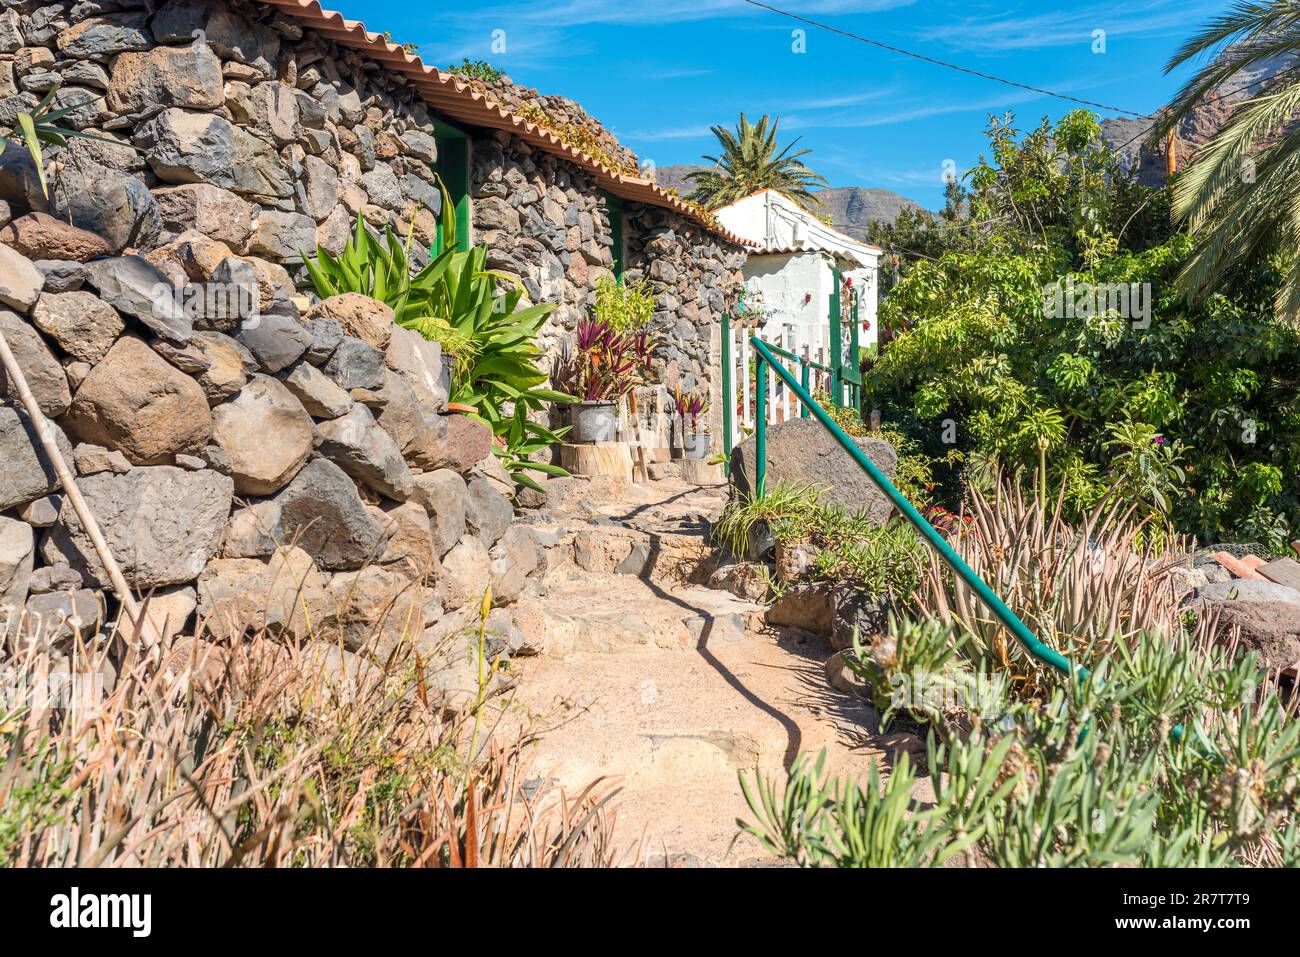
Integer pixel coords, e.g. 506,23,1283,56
722,319,837,455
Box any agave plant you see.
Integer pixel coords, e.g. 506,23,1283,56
303,192,574,491
9,83,131,198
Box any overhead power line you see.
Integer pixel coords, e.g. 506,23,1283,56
738,0,1153,118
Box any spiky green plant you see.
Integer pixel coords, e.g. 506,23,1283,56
9,83,131,198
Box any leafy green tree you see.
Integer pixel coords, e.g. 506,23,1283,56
865,111,1300,548
687,113,828,211
1154,0,1300,321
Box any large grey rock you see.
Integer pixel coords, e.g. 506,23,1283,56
63,335,212,465
385,324,448,413
105,40,224,115
0,515,34,620
138,108,293,199
321,335,385,390
35,260,86,294
52,160,161,253
153,183,253,253
248,210,315,261
410,468,467,558
303,316,343,364
55,12,151,59
489,525,541,605
280,361,352,418
41,466,234,589
1197,579,1300,605
314,403,413,501
0,241,42,311
0,307,70,416
268,458,385,570
0,140,46,215
435,533,490,611
0,406,73,510
465,473,514,548
210,374,314,495
730,418,897,523
17,589,103,654
321,564,427,660
31,291,124,363
373,500,436,579
235,314,312,374
82,256,191,345
370,368,431,455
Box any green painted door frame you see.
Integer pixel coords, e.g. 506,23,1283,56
602,191,626,279
432,118,471,253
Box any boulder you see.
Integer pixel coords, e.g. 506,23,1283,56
832,589,890,651
766,582,835,636
234,313,312,374
34,260,86,293
465,472,514,548
152,0,280,75
306,293,394,350
322,565,429,660
489,525,541,605
188,330,256,404
197,545,329,641
0,241,43,311
0,212,112,262
0,515,34,621
139,584,197,644
51,160,161,254
370,368,431,455
17,589,104,654
321,335,385,390
314,403,413,501
374,500,437,579
105,40,224,115
222,499,281,559
410,469,468,558
385,323,448,413
0,140,46,214
210,374,314,495
708,562,771,603
41,466,234,589
1197,579,1300,605
0,307,70,415
409,413,492,474
434,533,490,611
0,406,73,510
31,291,124,363
138,108,293,200
280,360,353,418
1211,602,1300,672
248,210,315,261
82,256,192,346
269,458,386,570
28,562,82,595
19,494,61,527
303,316,343,364
54,12,151,58
73,443,132,476
152,183,253,253
64,335,212,464
730,418,898,524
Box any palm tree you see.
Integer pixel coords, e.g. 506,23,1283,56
1155,1,1300,321
687,113,829,211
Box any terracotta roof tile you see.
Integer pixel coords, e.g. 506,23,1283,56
260,0,754,247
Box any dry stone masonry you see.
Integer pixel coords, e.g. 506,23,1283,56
9,0,761,680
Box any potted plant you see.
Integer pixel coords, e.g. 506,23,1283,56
671,387,710,459
555,320,657,443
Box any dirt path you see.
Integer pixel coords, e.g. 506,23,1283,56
497,478,919,865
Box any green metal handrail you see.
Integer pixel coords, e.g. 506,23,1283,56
749,336,1079,679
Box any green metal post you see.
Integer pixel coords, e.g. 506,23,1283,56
828,270,843,408
848,287,861,411
721,311,733,475
754,353,767,499
799,357,810,419
750,336,1073,676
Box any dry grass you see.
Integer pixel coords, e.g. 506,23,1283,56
0,611,628,868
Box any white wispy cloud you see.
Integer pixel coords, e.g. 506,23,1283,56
916,0,1224,53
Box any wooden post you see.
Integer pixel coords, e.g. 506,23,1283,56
1165,128,1178,178
0,327,157,650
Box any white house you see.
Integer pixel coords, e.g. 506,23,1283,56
715,189,882,375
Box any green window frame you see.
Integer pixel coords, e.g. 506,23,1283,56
432,118,471,253
603,191,626,279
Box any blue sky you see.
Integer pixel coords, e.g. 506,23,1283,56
328,0,1226,208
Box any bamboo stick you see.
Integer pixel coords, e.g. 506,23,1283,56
0,326,156,650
